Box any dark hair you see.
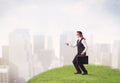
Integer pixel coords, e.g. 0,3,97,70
77,31,82,35
77,31,85,39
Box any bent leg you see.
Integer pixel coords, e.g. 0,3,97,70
72,56,81,73
79,64,88,74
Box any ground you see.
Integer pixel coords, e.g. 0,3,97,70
27,65,120,83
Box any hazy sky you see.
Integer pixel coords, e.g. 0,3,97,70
0,0,120,45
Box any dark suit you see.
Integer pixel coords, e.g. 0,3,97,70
72,38,88,73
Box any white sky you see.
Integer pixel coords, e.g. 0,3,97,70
0,0,120,56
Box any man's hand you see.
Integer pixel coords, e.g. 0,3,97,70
65,42,69,46
81,52,85,55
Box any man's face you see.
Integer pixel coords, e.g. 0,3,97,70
76,33,81,38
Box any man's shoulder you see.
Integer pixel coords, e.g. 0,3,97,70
81,38,86,43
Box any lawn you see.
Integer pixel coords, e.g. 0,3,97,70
27,65,120,83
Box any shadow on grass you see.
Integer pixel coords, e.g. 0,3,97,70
87,74,95,76
74,73,95,76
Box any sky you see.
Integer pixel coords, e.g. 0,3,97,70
0,0,120,47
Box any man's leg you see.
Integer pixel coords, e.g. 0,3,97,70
79,64,88,75
72,55,81,73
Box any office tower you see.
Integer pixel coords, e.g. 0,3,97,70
0,65,9,83
87,35,95,64
9,29,33,81
112,40,120,69
33,34,60,74
33,34,56,74
1,45,23,83
33,35,45,54
32,34,45,75
9,62,25,83
93,44,112,66
45,35,53,50
49,34,61,68
37,49,54,70
60,31,76,65
1,46,9,65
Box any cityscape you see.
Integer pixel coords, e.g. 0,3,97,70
0,0,120,83
0,29,120,83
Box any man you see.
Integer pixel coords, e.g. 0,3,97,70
65,31,88,75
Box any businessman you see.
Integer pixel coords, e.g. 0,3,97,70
65,31,88,75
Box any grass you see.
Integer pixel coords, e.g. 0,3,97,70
27,65,120,83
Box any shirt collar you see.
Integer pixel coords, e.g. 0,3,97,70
78,37,81,40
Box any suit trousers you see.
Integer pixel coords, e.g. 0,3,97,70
72,54,87,73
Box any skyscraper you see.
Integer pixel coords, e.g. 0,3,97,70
33,35,45,54
112,40,120,69
1,46,9,65
9,29,33,81
87,34,94,64
45,35,53,50
93,44,112,66
32,34,45,75
32,34,59,74
60,31,76,65
0,65,9,83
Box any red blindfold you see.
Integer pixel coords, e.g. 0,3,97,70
76,33,81,36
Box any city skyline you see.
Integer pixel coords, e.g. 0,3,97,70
0,29,120,83
0,0,120,82
0,28,120,57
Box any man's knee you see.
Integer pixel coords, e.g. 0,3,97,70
79,63,83,66
72,56,78,64
72,60,75,64
72,59,76,64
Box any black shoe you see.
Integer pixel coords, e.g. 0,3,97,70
82,72,88,75
74,72,81,74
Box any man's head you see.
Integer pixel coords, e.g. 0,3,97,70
76,31,83,38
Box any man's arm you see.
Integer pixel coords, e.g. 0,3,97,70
70,43,77,48
81,39,88,55
65,42,77,48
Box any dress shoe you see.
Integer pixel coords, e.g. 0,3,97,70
74,72,81,74
82,72,88,75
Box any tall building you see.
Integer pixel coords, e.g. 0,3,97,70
1,45,25,83
8,62,25,83
0,46,9,83
112,40,120,69
33,35,45,54
37,49,55,71
45,35,53,50
44,35,61,68
1,46,9,65
51,34,61,67
93,44,112,66
87,35,95,64
32,34,45,75
32,34,60,74
60,31,76,65
9,29,33,81
0,65,9,83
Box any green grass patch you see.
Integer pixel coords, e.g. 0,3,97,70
27,65,120,83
